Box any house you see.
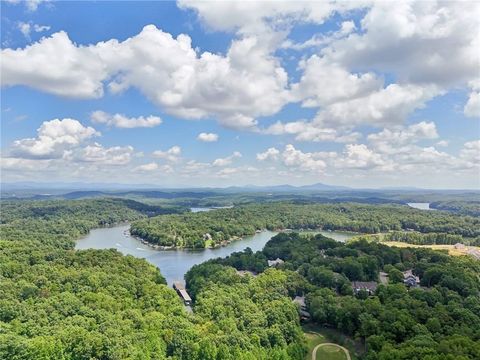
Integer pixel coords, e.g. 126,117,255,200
403,269,420,287
454,243,466,250
236,270,257,277
467,248,480,260
352,281,378,295
293,296,311,320
173,281,192,306
267,258,284,267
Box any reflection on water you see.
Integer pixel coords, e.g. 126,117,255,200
76,224,277,285
407,202,435,210
76,223,357,285
190,206,233,213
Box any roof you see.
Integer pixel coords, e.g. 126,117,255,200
267,258,284,267
293,296,306,307
178,289,192,302
352,281,378,292
173,281,185,290
403,270,420,283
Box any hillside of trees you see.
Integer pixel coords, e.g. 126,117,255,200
131,203,480,248
430,200,480,217
0,198,307,359
0,198,184,249
190,233,480,359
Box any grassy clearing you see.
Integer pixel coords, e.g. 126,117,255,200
381,241,480,257
315,345,348,360
204,239,214,248
303,324,360,360
304,330,326,360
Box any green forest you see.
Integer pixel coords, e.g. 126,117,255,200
190,233,480,359
131,203,480,248
0,198,183,248
1,197,480,359
0,199,307,359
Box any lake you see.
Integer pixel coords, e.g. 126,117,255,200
75,211,356,285
190,206,233,213
296,229,358,243
76,224,278,285
407,202,436,210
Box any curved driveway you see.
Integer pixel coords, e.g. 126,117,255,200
311,343,351,360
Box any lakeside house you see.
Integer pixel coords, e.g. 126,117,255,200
293,296,311,320
403,269,420,287
352,281,378,295
173,281,192,306
267,258,284,267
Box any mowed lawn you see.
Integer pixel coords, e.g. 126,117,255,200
303,324,359,360
314,344,348,360
304,331,326,359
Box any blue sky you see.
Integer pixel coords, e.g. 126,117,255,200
1,0,479,189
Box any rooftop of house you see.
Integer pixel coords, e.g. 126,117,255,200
403,269,420,283
267,258,284,267
173,281,185,291
352,281,378,292
293,296,306,308
178,289,192,302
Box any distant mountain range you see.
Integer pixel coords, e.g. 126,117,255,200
225,183,350,192
1,181,350,192
2,182,477,198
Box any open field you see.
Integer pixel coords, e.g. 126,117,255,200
303,324,359,360
381,241,480,257
313,344,350,360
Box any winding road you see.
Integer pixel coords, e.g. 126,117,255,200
312,343,351,360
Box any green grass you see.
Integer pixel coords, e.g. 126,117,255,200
303,324,362,360
304,330,326,360
204,239,214,248
315,344,348,360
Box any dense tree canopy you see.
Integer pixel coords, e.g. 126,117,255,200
2,197,479,359
430,200,480,217
0,198,308,359
214,232,480,359
131,202,479,248
0,198,182,249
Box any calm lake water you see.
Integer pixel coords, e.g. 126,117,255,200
407,202,435,210
75,207,356,285
76,224,278,285
190,206,233,213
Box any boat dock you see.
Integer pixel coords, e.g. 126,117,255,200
173,281,192,306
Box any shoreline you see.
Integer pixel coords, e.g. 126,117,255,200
130,227,360,251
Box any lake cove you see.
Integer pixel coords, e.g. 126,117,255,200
76,224,356,285
407,202,436,210
76,224,277,285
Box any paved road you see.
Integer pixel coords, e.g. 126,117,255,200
312,343,351,360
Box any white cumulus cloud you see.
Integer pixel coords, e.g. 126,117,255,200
91,110,162,128
197,132,219,142
152,146,182,162
134,162,158,172
257,147,280,161
11,118,99,159
212,151,242,167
